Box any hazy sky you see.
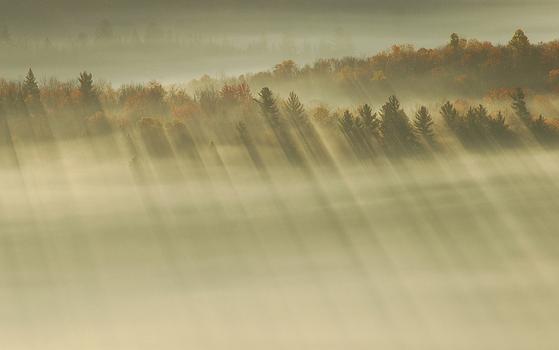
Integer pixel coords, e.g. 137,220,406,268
2,0,556,14
1,0,558,84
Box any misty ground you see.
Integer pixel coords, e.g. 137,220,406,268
2,1,559,348
1,141,558,349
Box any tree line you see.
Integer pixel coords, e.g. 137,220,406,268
187,30,559,102
1,68,559,170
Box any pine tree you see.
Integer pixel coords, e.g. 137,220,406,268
413,106,435,145
339,110,367,158
440,101,460,131
358,104,380,136
257,87,282,129
511,88,531,123
380,95,417,155
22,69,40,98
257,87,303,166
79,71,95,101
78,71,101,114
488,111,511,144
284,91,306,126
338,110,355,137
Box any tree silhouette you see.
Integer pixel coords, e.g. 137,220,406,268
441,101,460,132
358,104,380,137
22,69,40,99
509,29,530,52
413,106,436,146
511,88,531,124
257,87,304,166
509,89,557,145
78,71,101,114
380,96,417,155
257,87,282,128
449,33,463,53
284,92,306,126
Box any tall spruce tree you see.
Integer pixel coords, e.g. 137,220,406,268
511,88,531,124
358,104,380,137
413,106,435,146
380,96,417,155
22,69,40,99
78,71,101,115
257,87,303,166
440,101,460,131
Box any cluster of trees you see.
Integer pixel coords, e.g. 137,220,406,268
2,68,559,171
195,30,559,102
0,69,111,144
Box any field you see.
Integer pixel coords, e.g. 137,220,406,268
2,139,559,349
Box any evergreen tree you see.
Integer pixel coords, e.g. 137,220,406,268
531,115,557,145
22,69,40,98
338,110,355,137
79,71,95,101
257,87,303,166
413,106,435,145
440,101,460,131
511,88,531,123
358,104,379,136
380,96,417,155
338,110,368,159
488,111,511,143
257,87,282,129
78,71,101,114
284,91,306,127
21,69,54,141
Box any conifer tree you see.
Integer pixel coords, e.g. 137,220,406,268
511,88,531,124
380,96,417,155
413,106,435,145
78,71,101,114
22,69,40,98
358,104,380,137
257,87,282,129
284,91,306,127
338,110,355,137
257,87,303,166
440,101,460,131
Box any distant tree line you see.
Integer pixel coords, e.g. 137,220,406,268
186,29,559,102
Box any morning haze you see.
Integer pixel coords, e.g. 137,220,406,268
2,1,559,350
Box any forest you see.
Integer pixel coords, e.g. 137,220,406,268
2,30,559,171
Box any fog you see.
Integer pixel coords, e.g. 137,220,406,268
2,137,559,349
2,0,559,348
